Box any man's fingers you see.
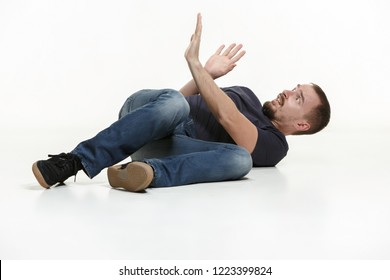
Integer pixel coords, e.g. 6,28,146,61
189,13,202,43
195,13,202,36
231,50,246,64
228,44,243,58
222,43,244,60
215,45,225,55
222,43,236,56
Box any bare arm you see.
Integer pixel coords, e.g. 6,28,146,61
184,14,258,153
180,44,246,96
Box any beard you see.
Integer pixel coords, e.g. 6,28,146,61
262,101,276,120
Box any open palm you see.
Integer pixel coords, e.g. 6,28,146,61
205,44,246,79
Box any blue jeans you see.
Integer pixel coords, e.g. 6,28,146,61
72,89,252,187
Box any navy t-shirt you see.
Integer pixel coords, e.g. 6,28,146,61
185,86,288,167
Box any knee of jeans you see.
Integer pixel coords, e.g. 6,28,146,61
227,146,253,178
162,89,190,122
119,89,189,120
118,95,138,119
118,99,128,119
166,89,190,116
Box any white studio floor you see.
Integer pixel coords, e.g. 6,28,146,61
0,125,389,260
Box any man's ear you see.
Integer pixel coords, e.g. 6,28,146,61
294,120,311,132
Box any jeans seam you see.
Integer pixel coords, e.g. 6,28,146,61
143,159,159,186
72,149,93,178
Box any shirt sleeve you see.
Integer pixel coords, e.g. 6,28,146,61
251,128,289,167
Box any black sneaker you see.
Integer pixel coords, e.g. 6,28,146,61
32,153,83,188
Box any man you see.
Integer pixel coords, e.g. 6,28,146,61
32,14,330,192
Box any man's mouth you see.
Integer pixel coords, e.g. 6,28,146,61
276,93,283,106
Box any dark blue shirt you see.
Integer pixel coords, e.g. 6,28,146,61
185,86,288,166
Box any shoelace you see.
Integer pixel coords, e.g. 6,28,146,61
48,153,81,182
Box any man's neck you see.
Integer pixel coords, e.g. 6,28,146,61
271,120,291,136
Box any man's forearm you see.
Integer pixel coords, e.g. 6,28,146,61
188,61,237,123
179,79,199,96
179,70,217,96
183,14,257,153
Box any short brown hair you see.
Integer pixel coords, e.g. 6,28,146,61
293,83,331,135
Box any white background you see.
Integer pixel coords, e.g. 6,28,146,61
1,0,389,131
1,0,390,275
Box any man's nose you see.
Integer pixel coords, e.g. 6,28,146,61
282,90,294,98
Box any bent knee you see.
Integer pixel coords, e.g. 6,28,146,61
225,145,253,179
165,89,190,117
119,88,189,120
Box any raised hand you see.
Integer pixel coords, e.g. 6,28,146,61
185,13,203,66
205,43,246,79
180,14,246,97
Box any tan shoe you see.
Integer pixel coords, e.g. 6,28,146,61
107,162,153,192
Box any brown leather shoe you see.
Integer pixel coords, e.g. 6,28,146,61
107,162,153,192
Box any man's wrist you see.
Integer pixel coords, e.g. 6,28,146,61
188,60,205,78
187,59,203,69
204,68,217,79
